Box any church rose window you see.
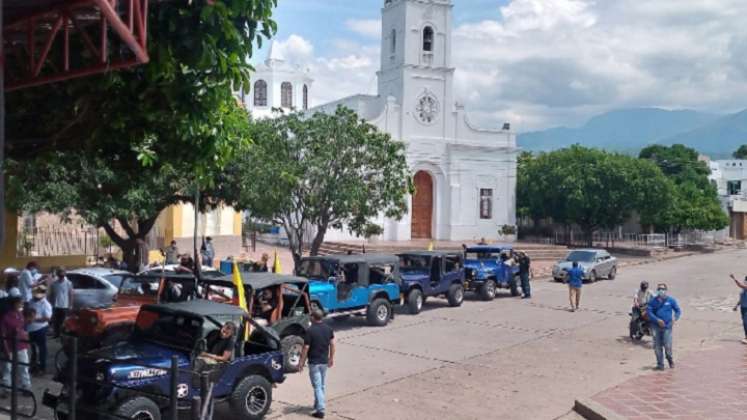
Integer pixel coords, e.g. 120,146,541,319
281,82,293,108
423,26,434,52
303,84,309,110
254,80,268,106
480,189,493,219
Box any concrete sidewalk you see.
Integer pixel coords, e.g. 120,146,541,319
576,342,747,419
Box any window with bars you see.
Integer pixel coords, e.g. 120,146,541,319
281,82,293,108
253,80,267,106
479,189,493,219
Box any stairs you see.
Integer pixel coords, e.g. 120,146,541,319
317,241,570,261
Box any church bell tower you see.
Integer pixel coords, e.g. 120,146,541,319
378,0,455,132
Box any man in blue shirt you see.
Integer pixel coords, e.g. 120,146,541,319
647,283,682,370
566,262,584,312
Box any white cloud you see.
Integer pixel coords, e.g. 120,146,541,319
274,0,747,131
272,34,315,60
345,18,381,39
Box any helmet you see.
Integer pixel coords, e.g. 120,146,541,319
640,281,649,290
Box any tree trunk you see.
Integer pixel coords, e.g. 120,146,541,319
101,217,157,273
309,220,329,257
282,222,304,270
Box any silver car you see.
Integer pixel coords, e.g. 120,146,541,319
552,249,617,283
66,267,130,309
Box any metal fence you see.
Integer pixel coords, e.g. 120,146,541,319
522,231,714,249
16,226,99,257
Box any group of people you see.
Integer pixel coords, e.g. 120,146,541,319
161,237,216,267
0,262,73,395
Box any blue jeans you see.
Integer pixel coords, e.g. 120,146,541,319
520,272,530,297
28,327,48,371
652,324,673,367
741,307,747,338
308,364,328,413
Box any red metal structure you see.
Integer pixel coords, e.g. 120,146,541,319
3,0,150,91
1,0,153,250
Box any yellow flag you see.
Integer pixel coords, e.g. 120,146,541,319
232,262,250,340
272,249,282,274
427,241,434,251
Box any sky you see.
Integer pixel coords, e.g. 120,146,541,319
253,0,747,132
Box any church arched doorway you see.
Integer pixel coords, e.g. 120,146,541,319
411,171,434,239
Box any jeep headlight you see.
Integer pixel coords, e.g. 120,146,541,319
95,372,105,382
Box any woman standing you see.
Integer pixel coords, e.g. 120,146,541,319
729,274,747,344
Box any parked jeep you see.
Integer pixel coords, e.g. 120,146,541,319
44,300,284,420
61,273,199,355
201,272,311,372
397,251,465,314
296,254,402,326
463,245,520,300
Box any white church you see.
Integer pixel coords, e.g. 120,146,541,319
244,0,517,242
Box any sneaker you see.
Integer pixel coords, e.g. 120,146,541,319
741,338,747,345
654,365,665,371
312,411,325,419
668,359,675,369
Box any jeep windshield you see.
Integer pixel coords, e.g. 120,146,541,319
399,255,430,273
119,276,161,298
465,250,503,260
297,259,336,279
133,308,203,350
564,251,595,263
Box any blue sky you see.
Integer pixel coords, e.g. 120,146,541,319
252,0,747,132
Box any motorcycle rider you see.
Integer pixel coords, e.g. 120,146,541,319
633,281,654,314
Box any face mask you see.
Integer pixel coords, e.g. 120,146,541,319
657,290,667,298
31,268,38,275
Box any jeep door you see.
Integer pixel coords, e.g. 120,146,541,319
441,254,463,291
428,257,442,293
336,263,367,308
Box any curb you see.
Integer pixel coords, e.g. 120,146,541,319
573,399,626,420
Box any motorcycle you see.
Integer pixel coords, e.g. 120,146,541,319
629,306,651,341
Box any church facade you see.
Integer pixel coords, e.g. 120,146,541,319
315,0,518,242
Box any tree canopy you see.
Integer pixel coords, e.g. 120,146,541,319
733,145,747,159
227,107,412,265
6,0,276,270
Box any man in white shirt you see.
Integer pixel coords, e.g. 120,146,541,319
18,262,41,303
27,286,52,374
49,269,74,338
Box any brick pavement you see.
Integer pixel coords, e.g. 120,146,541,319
584,343,747,419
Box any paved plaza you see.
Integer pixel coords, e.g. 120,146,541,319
20,248,747,420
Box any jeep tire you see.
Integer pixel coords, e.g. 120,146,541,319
230,375,273,420
280,335,305,373
407,289,424,315
366,298,391,326
113,396,161,420
479,280,496,301
447,283,464,307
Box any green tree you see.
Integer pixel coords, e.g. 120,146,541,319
733,145,747,159
6,0,274,270
228,107,412,266
639,144,728,233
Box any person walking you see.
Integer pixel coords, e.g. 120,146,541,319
163,241,179,265
0,297,32,394
49,269,74,338
729,274,747,344
18,262,40,303
26,286,52,374
647,283,682,370
299,309,335,419
518,251,532,299
566,262,584,312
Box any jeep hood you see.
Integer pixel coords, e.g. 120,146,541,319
89,340,188,363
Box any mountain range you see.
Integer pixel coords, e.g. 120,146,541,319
517,108,747,157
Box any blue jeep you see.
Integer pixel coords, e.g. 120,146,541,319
463,245,520,300
44,300,284,420
296,254,401,326
397,251,465,314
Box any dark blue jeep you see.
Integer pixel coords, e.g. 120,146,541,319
44,300,284,420
397,251,465,314
463,244,520,300
297,254,401,326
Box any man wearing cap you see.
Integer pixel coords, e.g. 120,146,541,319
27,286,52,374
647,283,682,370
